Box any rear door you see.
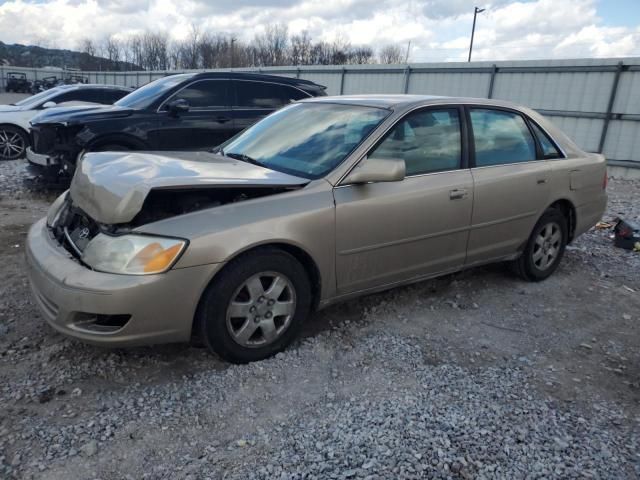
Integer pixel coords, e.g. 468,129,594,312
334,106,473,294
232,80,311,132
466,107,551,266
155,79,234,150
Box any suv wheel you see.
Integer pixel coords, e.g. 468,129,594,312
197,249,312,363
0,126,28,160
512,208,568,281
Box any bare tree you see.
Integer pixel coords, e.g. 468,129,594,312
290,31,312,65
378,44,404,64
347,46,374,64
104,36,122,70
76,29,407,71
253,24,289,66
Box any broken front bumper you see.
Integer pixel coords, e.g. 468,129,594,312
26,147,57,167
26,218,222,347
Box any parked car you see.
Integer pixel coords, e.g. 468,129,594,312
28,72,327,174
27,95,607,363
5,72,31,93
0,84,132,160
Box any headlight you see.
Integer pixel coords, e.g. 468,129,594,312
46,191,69,227
81,234,187,275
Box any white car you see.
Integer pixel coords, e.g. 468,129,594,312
0,84,132,160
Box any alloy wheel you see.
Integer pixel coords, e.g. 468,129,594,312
532,221,562,271
0,129,26,160
225,271,297,348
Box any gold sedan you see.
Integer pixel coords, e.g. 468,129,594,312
27,95,607,363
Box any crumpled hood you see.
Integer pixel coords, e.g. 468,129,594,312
69,151,309,224
30,104,134,126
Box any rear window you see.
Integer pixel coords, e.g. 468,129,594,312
235,81,308,109
470,109,537,167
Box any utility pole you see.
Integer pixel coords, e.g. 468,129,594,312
405,40,411,64
231,37,236,68
468,6,485,62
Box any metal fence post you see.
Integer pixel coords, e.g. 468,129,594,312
487,64,498,98
598,61,624,153
339,68,346,95
403,66,411,93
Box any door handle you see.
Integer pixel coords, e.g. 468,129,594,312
536,178,547,184
449,188,468,200
215,116,231,124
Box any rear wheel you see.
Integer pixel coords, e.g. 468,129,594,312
512,208,568,281
0,126,28,160
196,249,311,363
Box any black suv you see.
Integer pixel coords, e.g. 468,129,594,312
30,72,327,174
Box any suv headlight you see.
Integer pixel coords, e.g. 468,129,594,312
81,234,187,275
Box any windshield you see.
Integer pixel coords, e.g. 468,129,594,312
12,88,63,108
115,74,195,109
222,102,389,179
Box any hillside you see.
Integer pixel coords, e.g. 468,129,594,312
0,41,139,71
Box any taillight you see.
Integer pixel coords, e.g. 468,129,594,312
603,171,608,190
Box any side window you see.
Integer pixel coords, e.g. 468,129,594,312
470,109,537,167
236,81,295,109
171,80,231,109
103,89,129,104
530,122,562,159
369,108,462,176
51,89,104,104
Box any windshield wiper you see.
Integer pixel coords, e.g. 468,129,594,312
225,152,263,167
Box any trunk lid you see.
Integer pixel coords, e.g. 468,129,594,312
69,151,309,224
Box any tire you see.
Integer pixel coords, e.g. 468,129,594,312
512,208,568,282
0,125,28,160
196,249,312,363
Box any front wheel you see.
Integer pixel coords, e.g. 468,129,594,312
0,126,28,160
512,208,568,281
196,249,312,363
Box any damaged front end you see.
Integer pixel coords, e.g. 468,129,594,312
30,122,85,174
47,150,309,269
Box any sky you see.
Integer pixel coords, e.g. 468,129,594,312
0,0,638,62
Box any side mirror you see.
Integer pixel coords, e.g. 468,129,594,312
343,157,406,185
166,98,190,116
42,101,57,109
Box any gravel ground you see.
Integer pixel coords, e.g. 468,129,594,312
0,153,639,479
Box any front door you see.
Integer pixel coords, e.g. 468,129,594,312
155,79,235,150
465,107,551,266
334,107,473,295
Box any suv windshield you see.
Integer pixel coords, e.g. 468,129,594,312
222,102,389,179
115,74,195,110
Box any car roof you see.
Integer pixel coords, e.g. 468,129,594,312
189,71,325,89
55,84,133,91
300,94,526,111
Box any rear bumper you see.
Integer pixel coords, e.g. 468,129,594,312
26,218,222,347
574,191,608,238
26,147,58,167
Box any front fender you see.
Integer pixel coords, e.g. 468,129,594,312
135,180,338,302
